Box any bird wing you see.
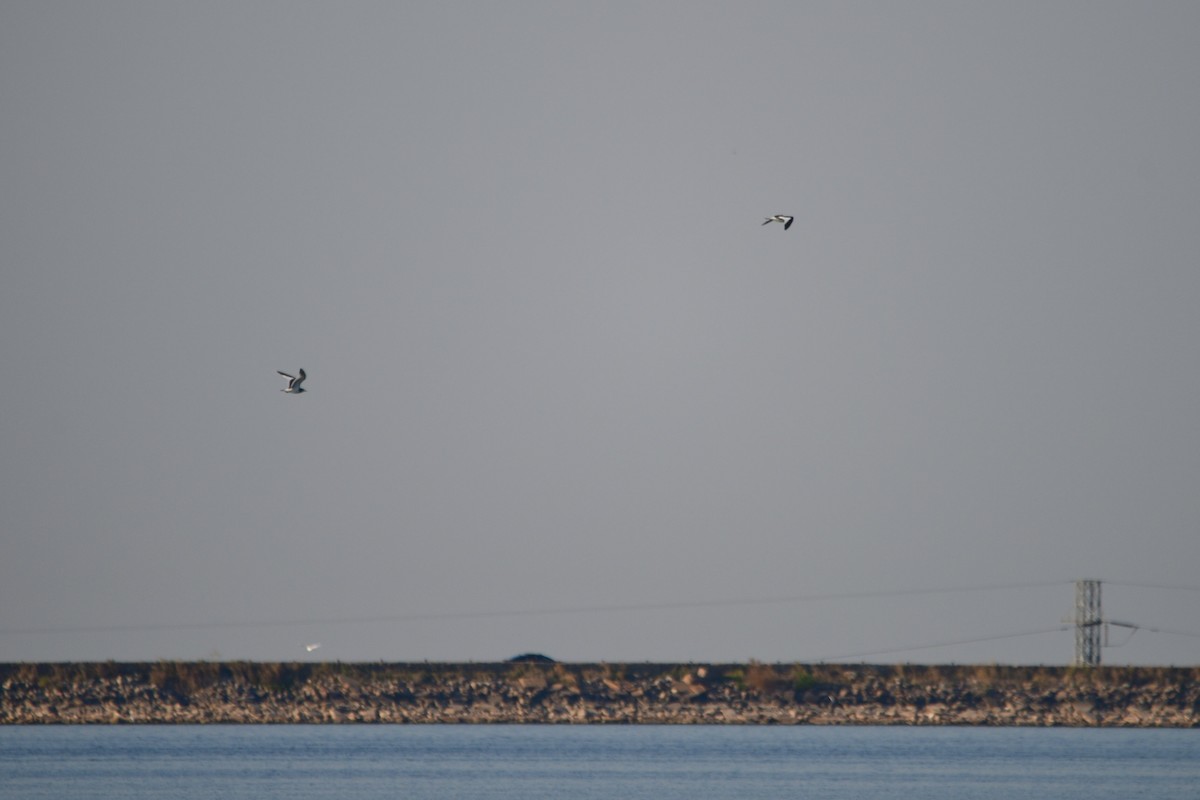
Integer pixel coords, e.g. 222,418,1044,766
762,218,773,225
293,369,306,387
277,370,296,379
783,217,793,230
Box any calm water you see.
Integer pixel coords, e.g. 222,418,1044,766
1,725,1197,800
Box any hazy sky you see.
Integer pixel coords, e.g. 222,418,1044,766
3,1,1199,666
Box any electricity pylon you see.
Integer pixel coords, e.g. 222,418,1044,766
1069,578,1139,667
1073,579,1102,667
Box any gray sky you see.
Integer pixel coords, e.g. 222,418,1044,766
3,1,1199,666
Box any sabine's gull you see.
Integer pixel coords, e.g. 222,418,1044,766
278,368,307,394
762,215,794,230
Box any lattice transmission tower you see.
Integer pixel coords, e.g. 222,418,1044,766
1069,578,1139,667
1073,579,1102,667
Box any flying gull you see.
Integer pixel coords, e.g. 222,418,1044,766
278,368,307,394
762,215,794,230
305,643,322,652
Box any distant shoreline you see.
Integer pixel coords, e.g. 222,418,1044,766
3,662,1198,726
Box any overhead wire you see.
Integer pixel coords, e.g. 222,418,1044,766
0,580,1073,637
1103,580,1200,593
8,580,1196,652
813,625,1071,662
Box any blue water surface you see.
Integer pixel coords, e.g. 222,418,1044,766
1,725,1197,800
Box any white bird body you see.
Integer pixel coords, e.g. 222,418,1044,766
278,368,307,393
305,643,321,652
762,214,794,230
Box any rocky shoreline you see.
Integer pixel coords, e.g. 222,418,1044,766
3,661,1197,726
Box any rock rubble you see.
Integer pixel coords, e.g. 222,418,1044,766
3,662,1197,726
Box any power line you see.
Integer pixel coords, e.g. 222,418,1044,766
1121,625,1200,640
1103,581,1200,594
0,580,1072,637
814,626,1071,662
